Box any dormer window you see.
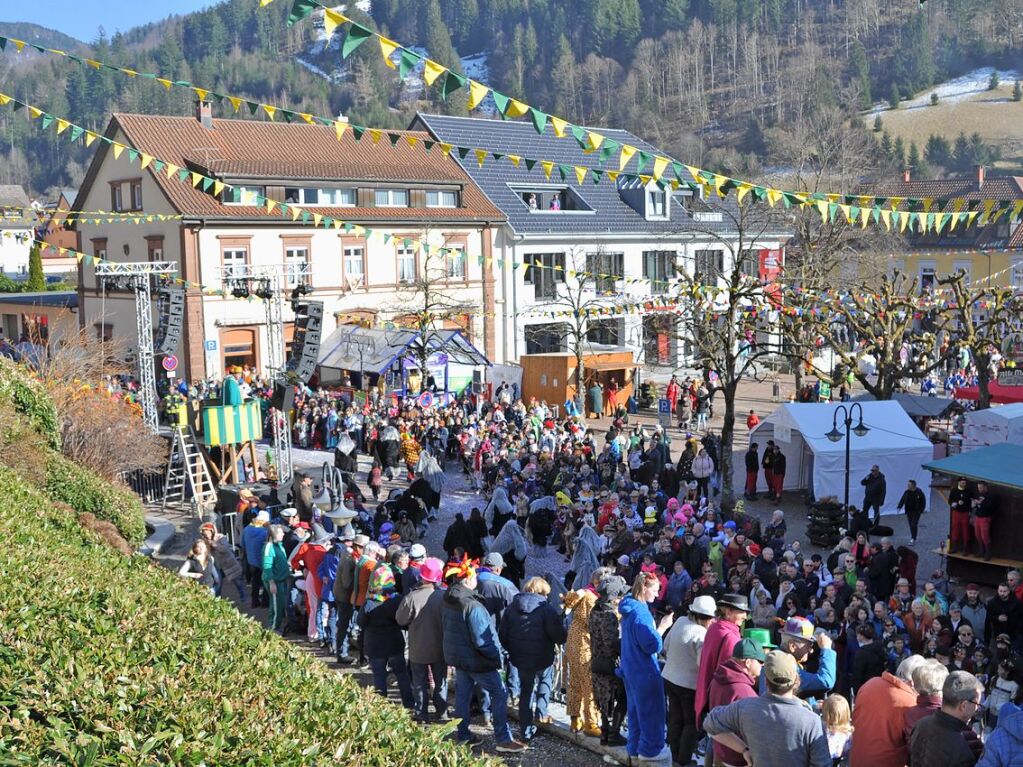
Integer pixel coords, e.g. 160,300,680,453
223,186,263,205
647,188,668,220
508,184,594,213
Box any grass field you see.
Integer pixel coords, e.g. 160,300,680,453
866,68,1023,168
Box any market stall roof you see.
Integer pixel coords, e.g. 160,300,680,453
852,392,961,419
922,444,1023,492
317,324,489,375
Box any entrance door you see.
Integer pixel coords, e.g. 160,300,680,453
221,327,258,372
643,315,676,366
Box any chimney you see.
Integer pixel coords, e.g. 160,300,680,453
976,164,985,188
196,99,213,130
902,167,912,183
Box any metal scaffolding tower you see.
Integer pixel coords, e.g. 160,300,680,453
219,263,311,485
95,261,177,433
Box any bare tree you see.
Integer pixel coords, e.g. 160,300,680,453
936,270,1023,410
672,201,791,508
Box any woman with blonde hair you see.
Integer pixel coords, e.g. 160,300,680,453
178,539,219,595
563,566,612,736
821,693,853,761
500,576,568,742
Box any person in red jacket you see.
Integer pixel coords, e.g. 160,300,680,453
708,637,766,767
695,593,750,722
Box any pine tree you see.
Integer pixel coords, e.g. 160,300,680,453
930,93,939,106
879,131,894,162
889,82,901,109
422,0,460,69
893,136,906,168
849,40,872,110
26,245,45,293
873,114,883,132
1013,81,1022,102
908,141,922,172
989,70,1000,91
925,134,951,168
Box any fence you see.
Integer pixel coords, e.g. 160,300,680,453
117,468,167,505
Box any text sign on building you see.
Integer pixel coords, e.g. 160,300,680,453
998,369,1023,387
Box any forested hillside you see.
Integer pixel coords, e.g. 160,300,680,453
1,0,1021,197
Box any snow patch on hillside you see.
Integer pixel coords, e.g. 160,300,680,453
868,67,1022,117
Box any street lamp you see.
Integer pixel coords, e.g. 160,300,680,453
826,402,870,524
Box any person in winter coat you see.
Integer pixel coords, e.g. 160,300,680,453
908,670,985,767
241,511,270,608
395,557,448,723
861,465,887,526
744,443,760,499
442,559,528,754
179,539,219,595
662,595,717,767
978,702,1023,767
897,479,927,545
499,577,569,742
564,566,609,737
851,623,887,693
316,537,342,652
771,445,787,501
590,575,629,747
332,534,366,664
358,565,414,708
691,446,714,500
199,523,247,602
849,654,926,767
695,593,750,721
618,571,670,762
707,637,766,767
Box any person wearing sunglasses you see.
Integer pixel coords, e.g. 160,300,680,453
908,669,985,767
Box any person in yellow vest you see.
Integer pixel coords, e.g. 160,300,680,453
222,366,244,406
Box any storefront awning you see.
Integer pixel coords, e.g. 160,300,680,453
317,324,489,375
923,444,1023,492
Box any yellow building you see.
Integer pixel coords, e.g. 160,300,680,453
871,168,1023,290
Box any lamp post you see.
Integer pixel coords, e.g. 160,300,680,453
826,403,870,527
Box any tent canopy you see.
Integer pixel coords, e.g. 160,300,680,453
962,402,1023,448
317,324,489,375
954,382,1023,404
737,402,933,515
923,444,1023,492
852,392,961,420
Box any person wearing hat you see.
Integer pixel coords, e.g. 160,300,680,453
704,649,831,767
333,533,367,664
241,510,271,609
222,365,243,406
662,595,716,767
695,592,750,723
769,616,836,698
958,583,987,633
396,557,449,724
441,557,528,754
948,477,972,554
358,565,414,709
590,575,629,747
402,543,428,593
289,524,332,642
707,637,767,767
292,472,316,525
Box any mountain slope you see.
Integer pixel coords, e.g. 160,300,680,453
0,21,84,52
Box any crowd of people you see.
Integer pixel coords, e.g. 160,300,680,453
171,373,1023,766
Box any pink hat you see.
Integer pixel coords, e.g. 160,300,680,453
673,510,686,524
667,497,680,510
419,557,445,584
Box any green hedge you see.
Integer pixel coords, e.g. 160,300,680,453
43,454,148,548
0,468,494,767
0,357,60,450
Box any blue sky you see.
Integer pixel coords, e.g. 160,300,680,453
7,1,217,43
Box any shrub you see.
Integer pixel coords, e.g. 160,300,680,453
25,244,45,292
0,469,494,767
0,357,60,450
44,453,147,547
930,92,939,106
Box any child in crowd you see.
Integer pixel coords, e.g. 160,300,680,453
986,660,1020,731
821,694,853,765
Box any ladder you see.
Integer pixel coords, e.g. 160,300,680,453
163,426,217,514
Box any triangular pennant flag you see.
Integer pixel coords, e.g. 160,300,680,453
334,121,348,141
441,71,466,100
550,116,568,138
140,153,154,170
524,158,536,171
398,48,421,79
529,108,548,135
475,148,488,167
55,119,70,134
508,155,521,167
541,160,555,180
652,156,669,181
352,125,365,141
574,166,588,185
491,91,509,116
190,172,203,188
193,87,209,102
165,163,180,179
423,59,446,86
505,98,529,118
570,125,587,148
265,198,277,214
405,135,418,148
440,143,453,156
599,139,620,165
587,132,605,152
388,132,401,147
378,36,400,68
322,8,347,37
227,96,242,112
369,129,383,144
262,104,277,120
287,0,318,25
341,23,373,59
213,180,225,196
112,144,125,160
636,151,651,173
619,145,637,172
468,80,490,110
457,146,471,160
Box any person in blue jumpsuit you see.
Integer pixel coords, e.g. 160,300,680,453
617,571,669,761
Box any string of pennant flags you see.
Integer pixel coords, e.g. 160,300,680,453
273,0,1023,233
6,29,1022,235
3,205,185,227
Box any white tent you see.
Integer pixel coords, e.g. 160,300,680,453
962,403,1023,451
733,402,933,515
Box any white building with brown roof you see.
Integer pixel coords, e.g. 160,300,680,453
72,104,506,382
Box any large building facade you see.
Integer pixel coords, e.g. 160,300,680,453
73,107,506,382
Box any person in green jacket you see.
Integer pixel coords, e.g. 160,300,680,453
262,524,290,633
222,366,244,406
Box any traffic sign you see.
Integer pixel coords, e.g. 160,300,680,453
162,355,178,372
418,391,435,409
205,340,218,352
658,398,672,428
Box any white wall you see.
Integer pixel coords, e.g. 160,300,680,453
0,226,32,277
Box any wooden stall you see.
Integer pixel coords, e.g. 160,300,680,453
519,350,634,414
923,444,1023,584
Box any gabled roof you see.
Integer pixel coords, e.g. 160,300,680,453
0,185,30,208
77,114,504,223
413,113,750,238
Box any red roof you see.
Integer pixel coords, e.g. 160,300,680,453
97,114,505,223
